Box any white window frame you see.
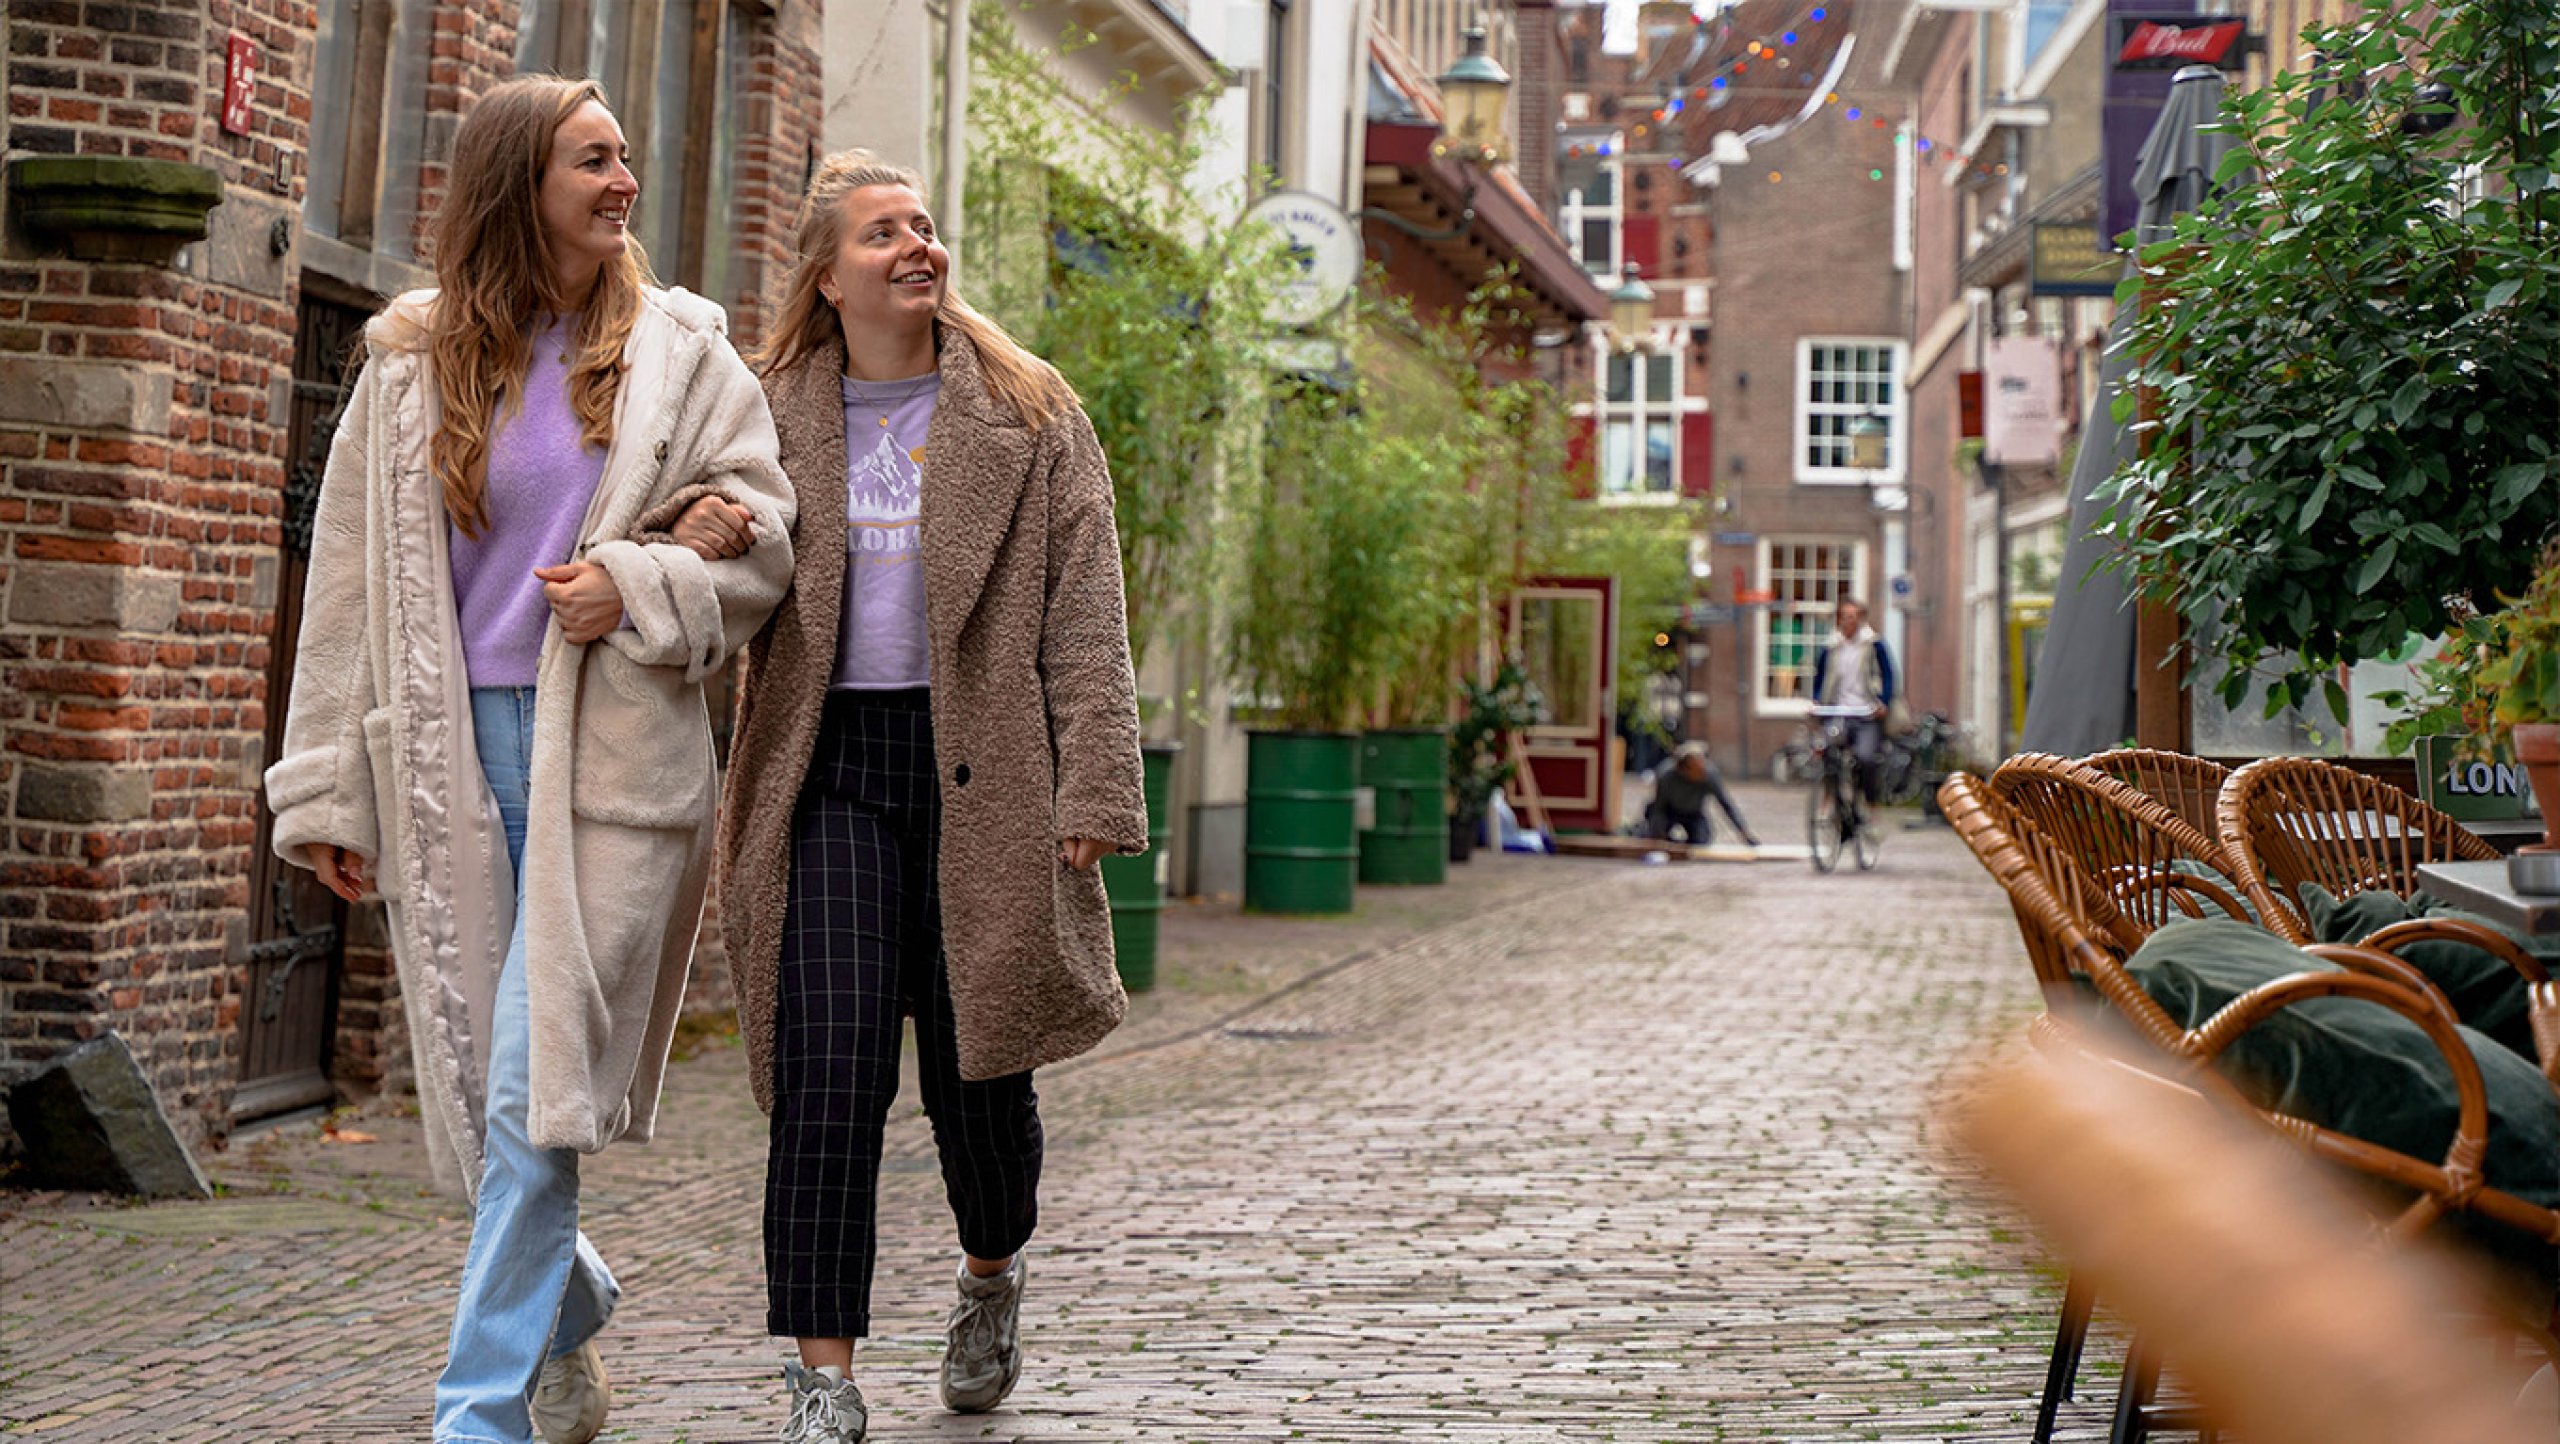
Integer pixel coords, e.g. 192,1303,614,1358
1794,337,1908,486
1557,132,1624,279
1751,538,1869,718
1593,338,1681,504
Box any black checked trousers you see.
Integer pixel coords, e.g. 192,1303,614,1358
765,687,1043,1340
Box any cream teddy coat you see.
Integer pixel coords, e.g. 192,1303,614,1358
718,326,1147,1105
264,285,796,1199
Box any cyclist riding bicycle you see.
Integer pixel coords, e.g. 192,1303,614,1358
1809,597,1896,809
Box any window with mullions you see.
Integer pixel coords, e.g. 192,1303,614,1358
1556,140,1621,278
1599,347,1675,497
1796,338,1906,483
1756,541,1866,709
306,0,433,260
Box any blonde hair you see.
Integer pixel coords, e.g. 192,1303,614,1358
427,75,651,539
759,149,1073,430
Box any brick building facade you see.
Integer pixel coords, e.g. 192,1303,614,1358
0,0,821,1159
1519,0,1932,772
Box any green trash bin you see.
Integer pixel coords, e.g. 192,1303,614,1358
1099,743,1177,992
1358,728,1448,886
1245,730,1360,914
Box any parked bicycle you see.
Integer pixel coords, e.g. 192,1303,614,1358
1805,703,1882,873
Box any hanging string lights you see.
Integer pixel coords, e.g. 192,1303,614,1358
1551,0,2018,183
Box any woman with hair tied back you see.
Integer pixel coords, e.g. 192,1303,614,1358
262,76,794,1444
716,150,1147,1442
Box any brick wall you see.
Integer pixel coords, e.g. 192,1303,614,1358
1697,3,1918,773
1,0,315,1153
0,0,824,1161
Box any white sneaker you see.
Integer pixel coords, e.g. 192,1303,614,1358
531,1338,610,1444
781,1362,867,1443
940,1255,1025,1413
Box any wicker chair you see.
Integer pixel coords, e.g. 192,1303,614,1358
1992,753,2253,937
2082,748,2233,847
2219,756,2560,1074
1943,771,2560,1444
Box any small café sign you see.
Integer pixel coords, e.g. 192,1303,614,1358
2414,735,2543,823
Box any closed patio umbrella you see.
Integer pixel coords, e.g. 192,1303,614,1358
2020,64,2240,757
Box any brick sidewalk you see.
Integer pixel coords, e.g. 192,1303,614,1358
2,818,2112,1441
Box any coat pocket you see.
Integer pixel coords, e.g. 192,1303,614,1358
360,704,401,872
572,648,714,828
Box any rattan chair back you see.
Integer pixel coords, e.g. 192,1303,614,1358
1941,770,2552,1249
2081,748,2232,844
1991,753,2267,940
2218,757,2499,930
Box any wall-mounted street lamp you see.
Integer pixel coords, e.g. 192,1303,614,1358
1357,27,1512,246
1432,28,1514,167
1608,264,1655,352
1849,410,1890,472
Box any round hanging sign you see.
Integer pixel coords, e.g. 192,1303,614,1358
1241,190,1359,328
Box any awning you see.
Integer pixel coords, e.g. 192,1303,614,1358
1360,120,1610,330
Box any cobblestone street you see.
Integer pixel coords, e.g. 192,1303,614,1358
3,806,2106,1442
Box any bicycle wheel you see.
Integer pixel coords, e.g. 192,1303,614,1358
1808,771,1842,873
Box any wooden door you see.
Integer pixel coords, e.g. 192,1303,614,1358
236,293,368,1121
1506,576,1620,834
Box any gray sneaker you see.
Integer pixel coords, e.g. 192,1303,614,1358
939,1256,1025,1413
532,1338,609,1444
781,1362,867,1444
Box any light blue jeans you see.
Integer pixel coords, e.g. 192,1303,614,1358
433,687,621,1444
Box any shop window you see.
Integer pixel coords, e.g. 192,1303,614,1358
1754,540,1867,711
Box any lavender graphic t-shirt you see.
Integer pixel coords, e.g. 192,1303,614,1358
833,371,938,690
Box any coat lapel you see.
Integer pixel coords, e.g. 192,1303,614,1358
771,335,851,671
921,328,1034,651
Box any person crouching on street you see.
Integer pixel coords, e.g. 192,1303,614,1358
262,75,795,1444
716,149,1148,1443
1646,741,1761,847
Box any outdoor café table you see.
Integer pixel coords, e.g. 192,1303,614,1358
2416,860,2560,939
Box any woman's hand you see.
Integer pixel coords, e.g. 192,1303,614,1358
302,843,370,903
533,561,624,644
1060,837,1109,871
669,495,758,561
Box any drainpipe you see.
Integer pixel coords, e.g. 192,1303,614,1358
941,0,971,282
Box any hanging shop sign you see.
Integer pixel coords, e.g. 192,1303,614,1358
2110,14,2255,71
1241,191,1360,329
1982,336,2064,466
2030,222,2121,296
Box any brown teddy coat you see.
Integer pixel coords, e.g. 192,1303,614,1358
719,325,1147,1103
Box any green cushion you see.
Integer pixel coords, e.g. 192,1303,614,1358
2300,883,2556,1067
2128,918,2560,1280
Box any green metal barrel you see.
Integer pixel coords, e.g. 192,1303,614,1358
1099,743,1178,992
1245,730,1360,914
1358,728,1449,886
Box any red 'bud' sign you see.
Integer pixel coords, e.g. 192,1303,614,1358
222,34,257,135
2112,17,2250,70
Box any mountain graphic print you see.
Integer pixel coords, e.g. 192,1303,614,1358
848,428,924,525
834,371,936,689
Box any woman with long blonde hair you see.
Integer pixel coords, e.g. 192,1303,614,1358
715,151,1145,1441
265,76,794,1444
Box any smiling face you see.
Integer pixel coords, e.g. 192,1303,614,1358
820,183,948,342
536,100,637,300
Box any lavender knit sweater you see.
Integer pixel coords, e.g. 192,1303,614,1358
447,321,608,687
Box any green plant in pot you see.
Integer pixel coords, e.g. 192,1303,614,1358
2383,539,2560,877
2476,545,2560,865
1448,662,1543,862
